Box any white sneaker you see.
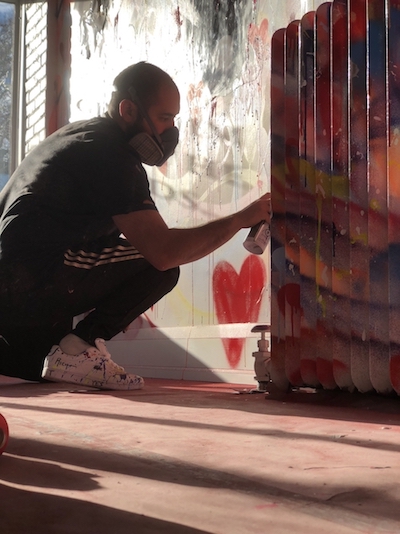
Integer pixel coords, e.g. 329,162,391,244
41,338,144,390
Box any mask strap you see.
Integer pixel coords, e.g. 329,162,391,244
127,86,163,146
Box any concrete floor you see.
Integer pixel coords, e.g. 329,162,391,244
1,376,400,534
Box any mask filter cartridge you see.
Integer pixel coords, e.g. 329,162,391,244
129,126,179,166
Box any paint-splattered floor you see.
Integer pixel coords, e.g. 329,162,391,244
1,376,400,534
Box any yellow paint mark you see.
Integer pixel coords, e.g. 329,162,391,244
369,198,380,211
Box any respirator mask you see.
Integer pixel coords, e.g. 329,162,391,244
127,87,179,166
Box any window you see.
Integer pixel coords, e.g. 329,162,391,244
0,1,48,189
0,2,15,188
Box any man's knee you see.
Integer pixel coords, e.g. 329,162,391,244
163,266,180,293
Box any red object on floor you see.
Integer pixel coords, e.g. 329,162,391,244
0,413,9,454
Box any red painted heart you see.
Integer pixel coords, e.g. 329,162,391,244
212,255,267,368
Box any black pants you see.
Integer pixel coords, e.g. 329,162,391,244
0,239,179,381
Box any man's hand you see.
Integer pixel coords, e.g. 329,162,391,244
236,192,272,229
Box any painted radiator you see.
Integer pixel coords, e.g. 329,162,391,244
270,0,400,395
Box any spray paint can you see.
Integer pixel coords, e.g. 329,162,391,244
243,220,270,255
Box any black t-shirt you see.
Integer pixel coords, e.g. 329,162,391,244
0,116,157,277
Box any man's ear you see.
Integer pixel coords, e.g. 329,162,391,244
119,99,138,124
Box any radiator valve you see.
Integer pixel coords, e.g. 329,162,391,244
251,324,271,391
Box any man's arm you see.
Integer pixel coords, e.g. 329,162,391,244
112,193,271,271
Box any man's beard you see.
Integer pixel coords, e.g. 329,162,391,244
125,116,147,139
